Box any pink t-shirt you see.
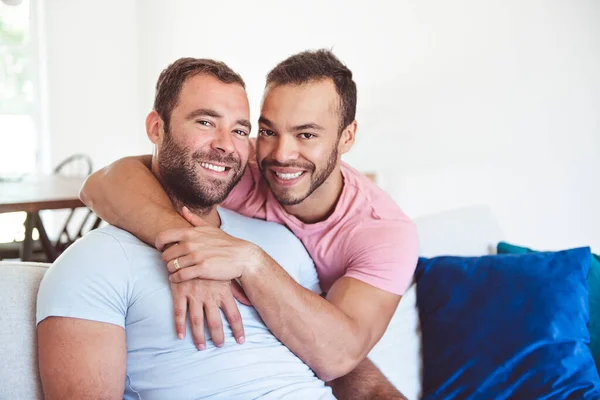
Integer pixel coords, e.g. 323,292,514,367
222,160,419,295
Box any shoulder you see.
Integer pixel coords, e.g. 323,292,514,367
47,227,129,275
341,218,419,295
50,225,153,275
61,226,131,260
219,207,301,244
340,162,408,221
340,162,416,237
93,225,144,244
337,165,419,259
36,226,135,327
218,207,311,261
346,217,418,251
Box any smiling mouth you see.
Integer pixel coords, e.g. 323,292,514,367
274,171,305,180
200,162,230,173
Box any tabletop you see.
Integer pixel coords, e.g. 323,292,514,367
0,175,86,213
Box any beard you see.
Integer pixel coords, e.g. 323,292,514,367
259,143,338,206
158,128,246,213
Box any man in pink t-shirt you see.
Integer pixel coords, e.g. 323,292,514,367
81,50,418,398
219,146,417,296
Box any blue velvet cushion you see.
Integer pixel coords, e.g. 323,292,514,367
416,247,600,399
497,241,600,369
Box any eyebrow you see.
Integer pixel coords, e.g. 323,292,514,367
236,118,252,130
187,108,222,120
258,116,273,127
188,108,251,130
258,116,323,131
291,122,324,131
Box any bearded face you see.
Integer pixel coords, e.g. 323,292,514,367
158,126,246,211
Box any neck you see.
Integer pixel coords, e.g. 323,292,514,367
171,198,221,227
151,157,221,228
283,166,344,224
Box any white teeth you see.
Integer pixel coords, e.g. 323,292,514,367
275,171,302,180
201,162,226,172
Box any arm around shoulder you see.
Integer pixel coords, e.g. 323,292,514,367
79,154,191,246
79,155,153,224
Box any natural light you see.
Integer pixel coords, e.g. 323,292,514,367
0,0,36,244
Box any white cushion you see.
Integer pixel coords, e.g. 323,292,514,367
415,205,504,257
369,281,421,399
0,261,49,400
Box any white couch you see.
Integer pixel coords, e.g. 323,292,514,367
0,205,504,400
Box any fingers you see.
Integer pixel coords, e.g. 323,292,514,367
169,262,235,283
169,279,246,351
166,253,200,274
182,206,207,227
156,228,196,251
172,290,188,340
162,242,188,265
188,296,206,351
221,293,245,344
169,265,206,283
205,305,225,348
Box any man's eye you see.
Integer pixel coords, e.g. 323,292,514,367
234,130,249,137
298,133,315,139
258,128,275,136
196,120,211,126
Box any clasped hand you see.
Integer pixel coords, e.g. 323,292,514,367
157,207,261,350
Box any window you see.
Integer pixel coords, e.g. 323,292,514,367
0,0,37,246
0,0,36,176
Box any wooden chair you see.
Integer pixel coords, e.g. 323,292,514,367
52,154,103,255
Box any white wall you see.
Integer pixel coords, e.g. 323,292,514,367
41,0,145,171
41,0,600,252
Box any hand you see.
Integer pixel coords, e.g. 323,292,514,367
157,207,263,285
170,278,246,349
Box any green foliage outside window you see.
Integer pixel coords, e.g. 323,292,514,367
0,1,31,114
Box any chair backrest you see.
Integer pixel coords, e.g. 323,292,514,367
52,154,101,255
53,153,93,177
0,261,48,400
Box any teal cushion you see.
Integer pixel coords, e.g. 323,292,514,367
497,242,600,368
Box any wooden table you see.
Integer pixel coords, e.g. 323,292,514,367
0,175,87,261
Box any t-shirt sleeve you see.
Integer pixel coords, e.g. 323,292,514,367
343,219,419,296
36,231,132,328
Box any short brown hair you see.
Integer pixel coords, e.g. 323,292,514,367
266,49,357,132
154,58,245,128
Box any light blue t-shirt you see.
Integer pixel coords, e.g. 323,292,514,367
36,207,334,399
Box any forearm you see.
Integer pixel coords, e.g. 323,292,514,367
239,255,367,381
80,156,190,246
327,358,406,400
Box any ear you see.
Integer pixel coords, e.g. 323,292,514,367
338,120,357,155
146,110,163,144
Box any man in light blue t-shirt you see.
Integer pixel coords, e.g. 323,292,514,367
36,58,335,399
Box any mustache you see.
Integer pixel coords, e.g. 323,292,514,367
192,149,241,168
260,158,315,171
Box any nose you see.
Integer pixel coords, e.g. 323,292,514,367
211,129,235,154
271,135,299,163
